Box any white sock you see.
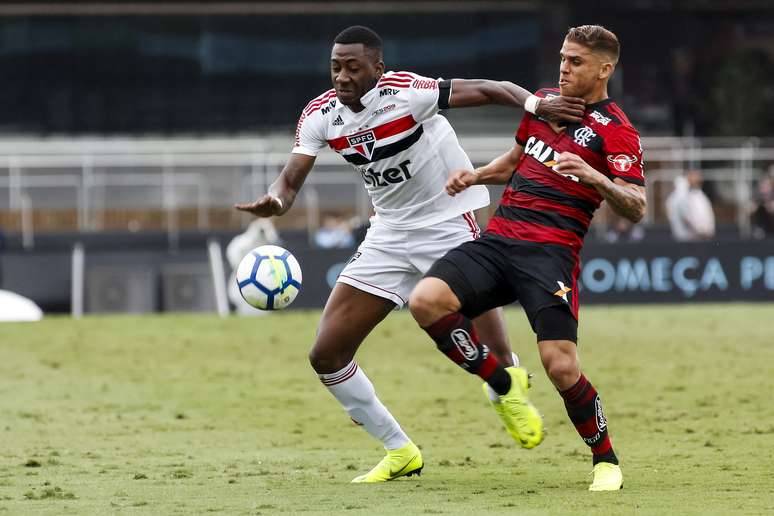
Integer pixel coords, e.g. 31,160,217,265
487,352,521,401
319,361,410,450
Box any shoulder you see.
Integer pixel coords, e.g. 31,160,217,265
301,88,338,118
379,71,421,84
378,71,436,91
592,101,638,135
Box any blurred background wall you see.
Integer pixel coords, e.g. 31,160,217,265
2,0,773,136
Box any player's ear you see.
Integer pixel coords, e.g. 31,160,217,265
373,58,385,76
598,62,614,80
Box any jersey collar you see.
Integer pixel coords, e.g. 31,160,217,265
345,85,379,113
585,97,614,110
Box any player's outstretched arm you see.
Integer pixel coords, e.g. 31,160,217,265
447,79,585,124
234,153,316,217
553,151,646,222
446,144,524,196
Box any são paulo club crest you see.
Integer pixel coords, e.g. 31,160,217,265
607,154,638,172
347,131,376,160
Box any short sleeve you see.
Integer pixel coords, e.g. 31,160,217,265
405,73,442,123
603,125,644,186
515,113,532,146
291,110,326,157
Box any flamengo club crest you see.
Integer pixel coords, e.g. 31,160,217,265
607,154,638,172
573,126,596,147
347,131,376,160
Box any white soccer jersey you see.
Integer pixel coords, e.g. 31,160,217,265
292,71,489,230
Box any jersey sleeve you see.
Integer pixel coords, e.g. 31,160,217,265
603,125,645,186
515,113,532,146
291,109,327,156
405,73,446,123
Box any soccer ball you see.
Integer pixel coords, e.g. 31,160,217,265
236,245,302,310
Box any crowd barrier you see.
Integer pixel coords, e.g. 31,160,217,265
1,236,771,314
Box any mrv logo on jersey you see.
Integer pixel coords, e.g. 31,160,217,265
359,159,411,187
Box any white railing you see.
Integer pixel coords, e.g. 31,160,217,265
0,135,770,242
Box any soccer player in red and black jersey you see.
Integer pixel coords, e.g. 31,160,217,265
409,25,645,491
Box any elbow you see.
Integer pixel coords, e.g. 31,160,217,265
485,81,511,105
630,202,647,224
498,169,515,184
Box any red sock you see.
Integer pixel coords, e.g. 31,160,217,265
560,374,618,465
422,313,511,395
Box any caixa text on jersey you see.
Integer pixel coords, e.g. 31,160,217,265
359,159,412,187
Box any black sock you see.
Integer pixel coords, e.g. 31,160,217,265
422,312,512,395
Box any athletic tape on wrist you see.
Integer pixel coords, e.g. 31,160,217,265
525,94,540,115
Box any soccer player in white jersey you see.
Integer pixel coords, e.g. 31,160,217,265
236,26,584,482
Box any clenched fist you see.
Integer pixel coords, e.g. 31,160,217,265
445,170,478,196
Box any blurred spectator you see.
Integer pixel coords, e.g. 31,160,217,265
750,167,774,239
604,211,645,243
226,219,280,315
314,213,355,249
666,170,716,241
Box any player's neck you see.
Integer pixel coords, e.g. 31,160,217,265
345,78,379,113
584,86,609,106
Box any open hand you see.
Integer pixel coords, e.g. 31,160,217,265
234,195,284,217
553,152,603,185
535,96,586,124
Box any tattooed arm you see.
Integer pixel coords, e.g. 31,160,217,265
553,151,646,223
593,177,646,223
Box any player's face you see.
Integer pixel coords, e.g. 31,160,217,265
558,40,609,99
330,43,384,107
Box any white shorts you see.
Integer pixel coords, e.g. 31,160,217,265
337,212,481,308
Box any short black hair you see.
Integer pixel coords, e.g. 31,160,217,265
333,25,383,55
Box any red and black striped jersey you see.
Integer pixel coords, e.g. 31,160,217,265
486,88,644,253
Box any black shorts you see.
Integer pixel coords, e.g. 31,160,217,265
425,233,579,342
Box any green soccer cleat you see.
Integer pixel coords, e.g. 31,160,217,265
350,441,423,483
483,366,544,449
588,462,623,491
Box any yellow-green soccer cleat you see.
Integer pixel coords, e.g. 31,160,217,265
589,462,623,491
350,441,423,483
483,366,544,449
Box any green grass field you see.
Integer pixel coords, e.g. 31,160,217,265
1,304,773,515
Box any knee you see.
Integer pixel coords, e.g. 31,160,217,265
307,347,328,373
408,282,438,324
308,342,347,374
540,343,580,388
409,277,458,327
